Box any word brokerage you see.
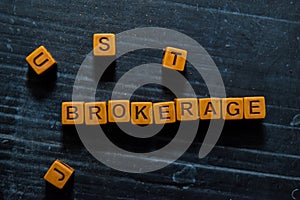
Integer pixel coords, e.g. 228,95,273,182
61,96,266,125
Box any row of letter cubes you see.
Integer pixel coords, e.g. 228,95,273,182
62,96,266,125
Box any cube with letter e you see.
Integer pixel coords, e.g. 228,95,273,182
244,96,266,119
153,101,176,124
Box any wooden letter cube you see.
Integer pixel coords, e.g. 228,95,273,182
85,102,107,125
162,47,187,71
222,98,244,120
131,102,153,125
44,159,74,189
175,98,198,121
153,101,176,124
61,102,84,125
199,98,221,120
108,100,130,122
93,33,116,56
244,96,266,119
26,46,56,75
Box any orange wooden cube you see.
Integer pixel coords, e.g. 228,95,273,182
175,98,198,121
85,102,107,125
131,102,153,125
222,98,244,120
162,47,187,71
61,102,84,125
153,101,176,124
244,96,266,119
44,160,74,189
199,98,221,120
26,46,56,75
93,33,116,56
108,100,130,122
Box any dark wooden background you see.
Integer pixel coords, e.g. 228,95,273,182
0,0,300,199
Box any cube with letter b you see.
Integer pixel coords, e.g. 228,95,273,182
61,102,84,125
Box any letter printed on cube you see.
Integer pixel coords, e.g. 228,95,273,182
131,102,153,124
162,47,187,71
61,102,84,124
85,102,107,125
153,101,176,124
244,96,266,119
175,98,198,121
222,98,243,120
108,100,130,122
199,98,221,120
44,159,74,189
93,33,116,56
26,46,56,75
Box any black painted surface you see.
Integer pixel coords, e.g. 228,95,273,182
0,0,300,199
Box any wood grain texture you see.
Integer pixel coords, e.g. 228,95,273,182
0,0,299,199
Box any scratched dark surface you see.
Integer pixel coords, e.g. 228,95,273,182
0,0,300,199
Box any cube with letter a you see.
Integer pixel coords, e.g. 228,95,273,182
199,98,221,120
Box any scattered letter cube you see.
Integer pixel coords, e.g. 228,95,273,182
93,33,116,56
244,96,266,119
44,159,74,189
26,46,56,75
162,47,187,71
